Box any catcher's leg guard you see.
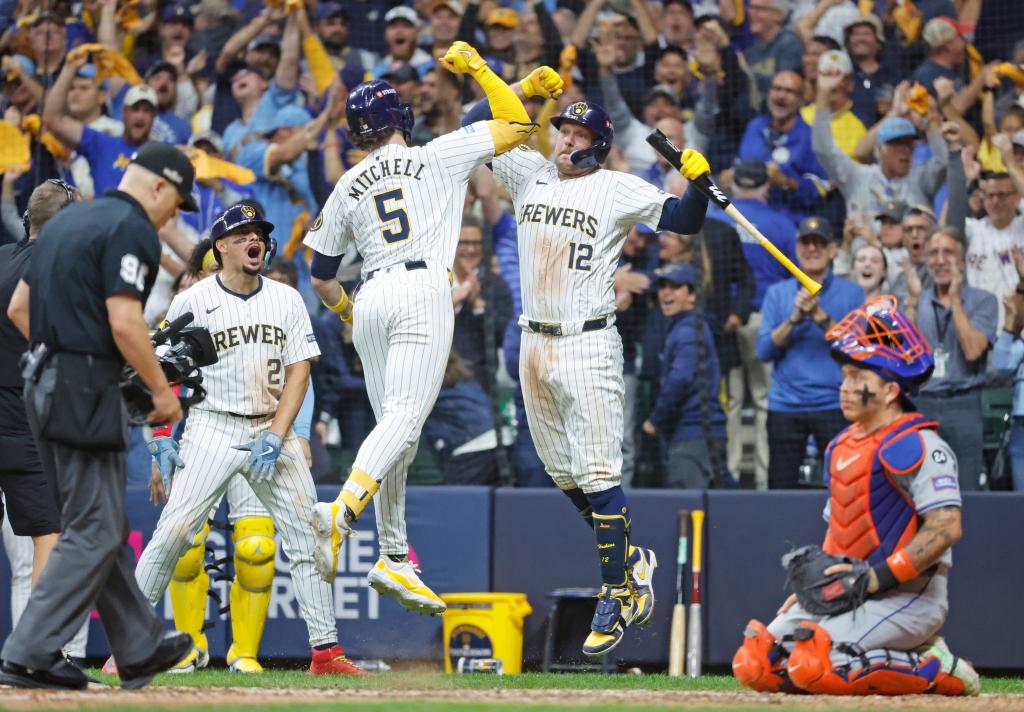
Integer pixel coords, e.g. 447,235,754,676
919,637,980,696
733,619,789,693
169,521,211,653
788,622,933,695
229,516,275,663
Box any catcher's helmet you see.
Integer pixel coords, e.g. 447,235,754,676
346,80,414,141
550,100,614,168
827,295,934,399
209,202,276,266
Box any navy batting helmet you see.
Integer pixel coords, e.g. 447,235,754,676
209,202,276,266
346,80,414,142
550,100,614,168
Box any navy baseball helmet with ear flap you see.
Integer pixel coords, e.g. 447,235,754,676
209,202,276,266
346,79,414,141
550,100,614,168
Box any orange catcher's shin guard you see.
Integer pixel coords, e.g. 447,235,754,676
788,622,934,695
733,619,789,692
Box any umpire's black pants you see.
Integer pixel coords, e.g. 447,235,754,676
0,366,165,670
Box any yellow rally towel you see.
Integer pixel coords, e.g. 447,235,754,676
0,121,30,173
907,82,930,115
116,0,142,31
995,62,1024,87
285,210,311,259
67,44,144,85
188,147,256,185
20,115,72,162
893,0,922,44
559,44,576,91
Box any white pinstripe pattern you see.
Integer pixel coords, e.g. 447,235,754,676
302,122,496,557
2,500,90,657
491,150,667,492
135,411,336,646
492,146,670,324
136,277,337,646
303,122,496,273
519,328,625,493
351,267,454,555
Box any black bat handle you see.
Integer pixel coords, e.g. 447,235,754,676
691,174,732,210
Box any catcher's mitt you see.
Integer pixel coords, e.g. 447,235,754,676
782,545,871,616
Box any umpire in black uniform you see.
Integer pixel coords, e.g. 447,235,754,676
0,144,197,690
0,180,76,584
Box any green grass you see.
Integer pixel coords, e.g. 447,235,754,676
84,669,1024,693
87,669,746,690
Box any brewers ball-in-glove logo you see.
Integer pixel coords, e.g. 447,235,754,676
310,213,323,231
241,204,256,220
570,102,587,116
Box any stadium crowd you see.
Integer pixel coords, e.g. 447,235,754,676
0,0,1022,493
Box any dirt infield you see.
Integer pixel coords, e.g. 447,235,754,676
2,686,1024,711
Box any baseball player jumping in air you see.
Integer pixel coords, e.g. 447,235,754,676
303,41,537,615
133,204,366,675
733,296,979,696
463,75,712,655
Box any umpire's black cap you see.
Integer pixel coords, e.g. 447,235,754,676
131,143,198,212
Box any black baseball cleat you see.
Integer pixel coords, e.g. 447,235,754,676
118,631,194,690
0,657,90,689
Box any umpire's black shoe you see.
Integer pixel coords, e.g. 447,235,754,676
118,631,193,690
0,657,89,689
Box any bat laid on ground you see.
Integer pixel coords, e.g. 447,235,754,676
668,510,689,677
645,129,822,296
686,509,705,678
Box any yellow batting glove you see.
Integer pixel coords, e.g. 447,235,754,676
439,41,487,75
680,148,710,180
520,66,564,99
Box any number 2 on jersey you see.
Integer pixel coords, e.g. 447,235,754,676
268,358,282,386
373,188,410,244
568,242,593,271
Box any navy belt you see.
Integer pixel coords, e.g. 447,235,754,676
365,260,427,281
527,316,608,337
228,412,272,419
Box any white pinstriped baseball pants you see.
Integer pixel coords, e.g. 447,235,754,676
350,265,454,556
135,410,336,646
519,327,625,494
2,513,89,657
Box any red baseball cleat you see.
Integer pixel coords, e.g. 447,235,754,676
308,645,369,676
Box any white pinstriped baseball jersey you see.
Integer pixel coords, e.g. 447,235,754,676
164,275,320,415
303,122,495,272
492,146,671,323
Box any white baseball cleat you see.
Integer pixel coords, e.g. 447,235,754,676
628,546,658,626
366,556,447,616
310,501,353,582
918,636,980,696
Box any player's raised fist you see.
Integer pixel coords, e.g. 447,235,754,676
520,66,564,99
440,41,486,75
680,149,710,181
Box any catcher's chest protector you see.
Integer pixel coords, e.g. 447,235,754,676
823,413,937,563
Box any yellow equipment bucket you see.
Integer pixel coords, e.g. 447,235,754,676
441,592,533,674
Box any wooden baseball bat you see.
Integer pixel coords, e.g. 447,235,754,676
668,510,689,677
686,509,705,678
645,129,822,296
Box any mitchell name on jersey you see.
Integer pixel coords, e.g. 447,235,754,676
346,158,427,200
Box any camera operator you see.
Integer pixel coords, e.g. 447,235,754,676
0,144,197,690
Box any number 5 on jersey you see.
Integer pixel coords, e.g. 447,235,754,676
373,188,410,244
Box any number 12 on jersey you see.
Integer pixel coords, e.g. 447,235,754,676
568,242,593,271
373,188,410,244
